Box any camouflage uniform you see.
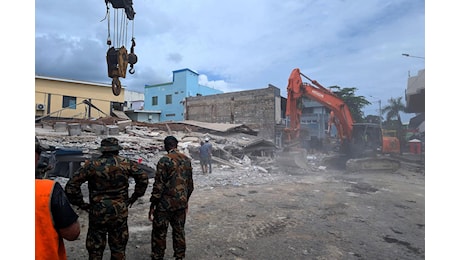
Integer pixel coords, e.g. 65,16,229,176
150,136,194,260
65,137,148,260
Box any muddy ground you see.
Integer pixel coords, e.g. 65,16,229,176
61,160,425,260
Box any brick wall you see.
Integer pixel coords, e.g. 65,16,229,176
185,85,282,142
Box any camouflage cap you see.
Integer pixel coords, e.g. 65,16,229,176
99,137,123,152
164,135,178,145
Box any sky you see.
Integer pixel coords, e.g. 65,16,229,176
34,0,425,123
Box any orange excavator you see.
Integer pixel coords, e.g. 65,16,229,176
281,68,400,171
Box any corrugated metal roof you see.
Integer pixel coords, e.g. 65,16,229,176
132,120,257,135
36,75,113,88
112,110,131,120
180,120,250,132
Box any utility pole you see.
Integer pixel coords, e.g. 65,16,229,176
369,95,382,128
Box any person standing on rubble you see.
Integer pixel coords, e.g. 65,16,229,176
199,137,213,174
149,136,194,260
35,137,81,260
198,140,208,174
65,137,149,260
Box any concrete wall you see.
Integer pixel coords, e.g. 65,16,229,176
130,100,144,110
35,76,124,119
185,85,282,142
124,90,144,110
124,111,160,123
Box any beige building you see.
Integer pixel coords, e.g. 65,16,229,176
405,69,425,113
35,76,125,120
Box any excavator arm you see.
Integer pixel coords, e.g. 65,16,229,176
285,68,354,146
281,68,400,172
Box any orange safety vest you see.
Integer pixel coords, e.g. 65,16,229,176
35,179,67,260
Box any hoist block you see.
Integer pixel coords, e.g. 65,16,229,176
106,46,128,79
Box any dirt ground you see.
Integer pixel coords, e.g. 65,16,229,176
62,159,424,260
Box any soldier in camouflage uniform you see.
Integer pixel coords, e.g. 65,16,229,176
65,137,149,260
149,136,194,260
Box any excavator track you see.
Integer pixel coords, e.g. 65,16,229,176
275,150,401,173
275,152,402,173
345,156,401,172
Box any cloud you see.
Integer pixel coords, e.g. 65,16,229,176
198,74,232,92
167,53,183,63
35,0,425,122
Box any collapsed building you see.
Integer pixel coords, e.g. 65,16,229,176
35,117,280,179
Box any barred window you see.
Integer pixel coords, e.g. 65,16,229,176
166,94,172,104
63,96,77,109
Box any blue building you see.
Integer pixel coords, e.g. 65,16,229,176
144,68,223,122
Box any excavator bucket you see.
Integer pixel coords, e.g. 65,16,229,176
275,149,309,169
345,156,401,172
321,154,350,170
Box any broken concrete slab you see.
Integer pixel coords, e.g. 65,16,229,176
91,124,106,135
107,125,120,135
54,122,67,132
68,123,81,136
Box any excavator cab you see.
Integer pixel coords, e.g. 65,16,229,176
348,123,383,157
382,129,401,154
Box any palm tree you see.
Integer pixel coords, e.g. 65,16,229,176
381,97,406,153
382,97,405,124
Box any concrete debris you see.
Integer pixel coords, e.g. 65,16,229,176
36,117,333,182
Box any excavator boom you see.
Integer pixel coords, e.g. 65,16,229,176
281,68,401,172
286,68,355,146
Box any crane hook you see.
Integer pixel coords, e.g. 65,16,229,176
128,37,137,74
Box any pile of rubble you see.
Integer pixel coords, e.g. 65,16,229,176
35,118,333,189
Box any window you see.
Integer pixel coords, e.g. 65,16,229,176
305,107,314,113
166,94,172,104
63,96,77,109
152,96,158,106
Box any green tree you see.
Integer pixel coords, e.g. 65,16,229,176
329,86,371,123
